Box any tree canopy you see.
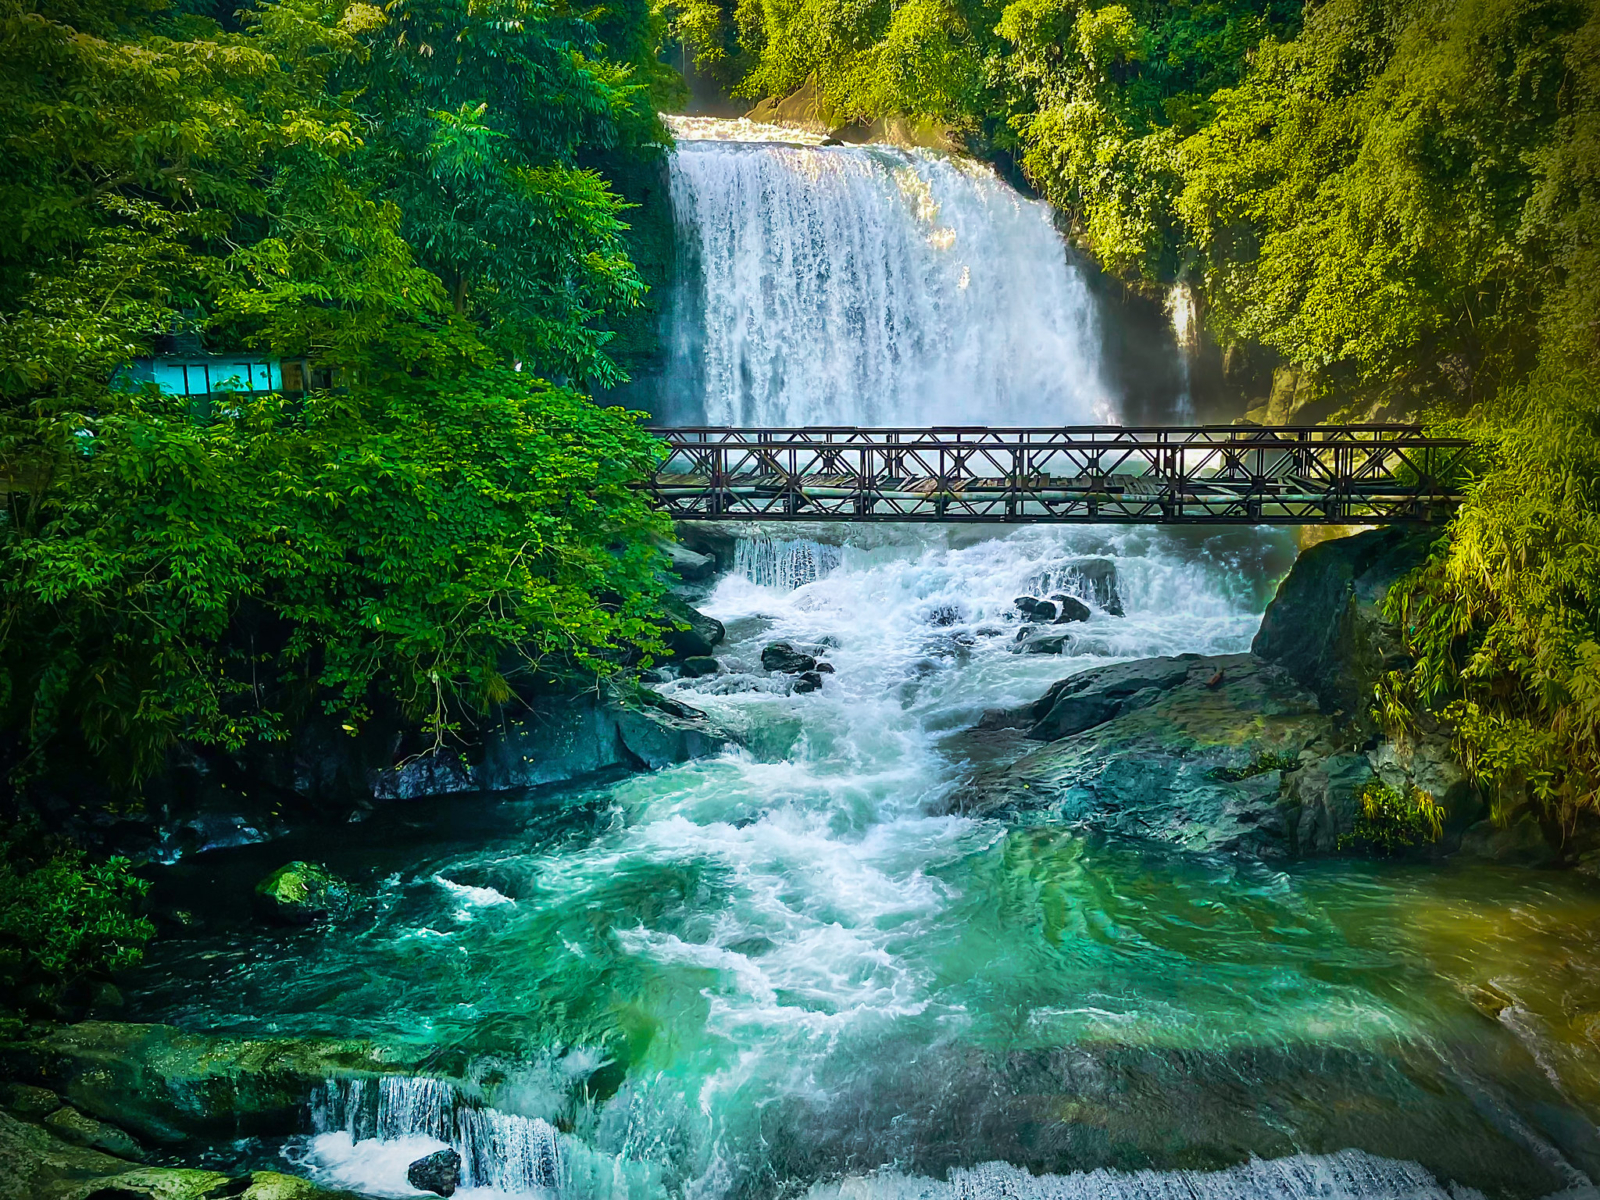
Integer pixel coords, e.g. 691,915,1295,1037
0,0,675,789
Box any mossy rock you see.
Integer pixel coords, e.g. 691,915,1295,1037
42,1104,144,1160
0,1022,435,1145
252,863,351,926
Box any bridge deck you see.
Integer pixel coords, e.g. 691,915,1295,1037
642,426,1472,524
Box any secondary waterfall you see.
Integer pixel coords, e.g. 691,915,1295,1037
664,121,1113,427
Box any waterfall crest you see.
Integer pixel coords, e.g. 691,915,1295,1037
666,137,1114,428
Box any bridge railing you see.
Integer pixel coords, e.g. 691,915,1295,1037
641,425,1474,524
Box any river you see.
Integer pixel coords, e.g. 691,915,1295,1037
122,120,1600,1200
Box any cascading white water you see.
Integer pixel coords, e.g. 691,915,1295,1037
666,127,1114,428
307,1076,562,1194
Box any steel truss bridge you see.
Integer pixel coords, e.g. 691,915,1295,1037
642,426,1472,524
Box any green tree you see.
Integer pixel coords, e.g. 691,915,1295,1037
1179,0,1599,409
0,0,676,791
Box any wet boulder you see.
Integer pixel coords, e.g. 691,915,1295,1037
41,1105,144,1160
0,1021,432,1145
792,672,825,694
657,539,716,582
1013,596,1057,623
951,655,1357,857
659,597,725,659
1048,594,1092,623
1,1083,60,1120
252,862,352,926
1064,557,1125,616
762,642,817,673
981,655,1200,740
679,656,720,679
407,1147,462,1197
1013,629,1074,655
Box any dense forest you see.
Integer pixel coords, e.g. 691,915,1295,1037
0,0,681,1010
4,0,1600,1013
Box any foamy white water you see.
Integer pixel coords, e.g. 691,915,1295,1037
666,137,1113,427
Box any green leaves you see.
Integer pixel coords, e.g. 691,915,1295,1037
1382,374,1600,833
0,825,153,1013
0,0,678,788
3,371,670,783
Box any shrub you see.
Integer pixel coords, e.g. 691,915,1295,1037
0,825,154,1014
1339,781,1444,856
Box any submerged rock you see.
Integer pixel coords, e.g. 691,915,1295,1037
761,642,817,673
406,1147,461,1197
792,671,824,694
252,862,351,926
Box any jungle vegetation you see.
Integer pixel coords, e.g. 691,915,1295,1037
0,0,678,1006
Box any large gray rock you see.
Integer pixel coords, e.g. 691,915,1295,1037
375,687,734,799
761,642,817,673
656,539,716,582
1253,526,1433,715
981,655,1201,740
952,655,1365,856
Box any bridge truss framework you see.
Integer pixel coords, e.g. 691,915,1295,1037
642,426,1473,524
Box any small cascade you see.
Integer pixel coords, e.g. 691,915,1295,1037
1165,283,1199,420
804,1149,1479,1200
311,1075,561,1192
733,534,842,591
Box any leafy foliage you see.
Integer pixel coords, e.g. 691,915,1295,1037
1381,375,1600,833
0,824,153,1012
1181,0,1600,409
0,0,678,790
1338,780,1445,855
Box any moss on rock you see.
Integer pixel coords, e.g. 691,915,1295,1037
251,863,351,926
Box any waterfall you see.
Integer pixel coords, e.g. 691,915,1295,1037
803,1150,1481,1200
1166,283,1198,420
308,1075,562,1193
665,129,1114,428
733,534,842,591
